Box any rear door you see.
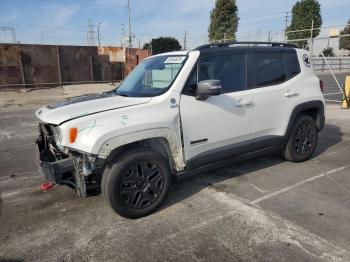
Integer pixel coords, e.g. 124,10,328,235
180,52,254,169
249,50,301,150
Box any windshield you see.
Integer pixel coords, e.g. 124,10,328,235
115,55,187,97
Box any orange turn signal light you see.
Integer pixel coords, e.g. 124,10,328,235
69,127,78,143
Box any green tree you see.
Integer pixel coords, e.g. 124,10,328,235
208,0,239,42
143,43,150,50
143,37,181,55
320,47,335,57
287,0,322,48
339,19,350,51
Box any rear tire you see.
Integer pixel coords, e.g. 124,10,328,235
282,115,318,162
101,148,171,219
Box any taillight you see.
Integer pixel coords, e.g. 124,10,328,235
69,127,78,143
319,80,324,93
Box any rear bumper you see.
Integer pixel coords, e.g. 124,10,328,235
39,158,74,184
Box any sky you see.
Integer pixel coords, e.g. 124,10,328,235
0,0,349,52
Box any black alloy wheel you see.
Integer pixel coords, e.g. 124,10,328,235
102,148,171,219
293,121,317,155
120,161,164,209
282,115,318,162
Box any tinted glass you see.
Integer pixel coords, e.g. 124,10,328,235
254,53,286,87
285,52,300,79
199,54,246,93
183,67,197,96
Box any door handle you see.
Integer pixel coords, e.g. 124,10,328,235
285,90,299,97
235,99,253,107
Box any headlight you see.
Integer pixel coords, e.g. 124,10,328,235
51,126,62,144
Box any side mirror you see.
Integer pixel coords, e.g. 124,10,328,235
196,80,222,100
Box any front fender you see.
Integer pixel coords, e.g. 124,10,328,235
97,128,185,171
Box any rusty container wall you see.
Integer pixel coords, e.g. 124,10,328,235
97,46,124,81
21,44,59,87
0,44,22,88
124,48,149,76
59,46,98,83
0,44,148,89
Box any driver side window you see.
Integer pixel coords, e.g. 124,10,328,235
182,67,197,96
182,53,247,96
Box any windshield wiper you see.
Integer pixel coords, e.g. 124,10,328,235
116,91,129,97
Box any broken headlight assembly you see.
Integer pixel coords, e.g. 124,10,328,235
50,125,63,150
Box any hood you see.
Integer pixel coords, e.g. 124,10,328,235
36,93,152,125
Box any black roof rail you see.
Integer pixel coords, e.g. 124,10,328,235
194,41,297,50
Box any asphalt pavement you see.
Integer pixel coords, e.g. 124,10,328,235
0,104,350,262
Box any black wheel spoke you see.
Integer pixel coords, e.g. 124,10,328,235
294,121,316,155
137,192,154,208
119,161,164,209
132,191,142,206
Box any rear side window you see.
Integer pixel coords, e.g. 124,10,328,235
285,52,301,79
254,53,286,87
183,53,246,95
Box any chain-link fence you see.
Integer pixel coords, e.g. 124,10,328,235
209,23,350,57
315,53,348,103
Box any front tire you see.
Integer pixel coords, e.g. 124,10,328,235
101,148,171,219
283,115,318,162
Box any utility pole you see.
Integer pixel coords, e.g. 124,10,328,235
0,26,16,43
310,19,314,57
183,31,188,50
87,19,96,46
267,31,272,42
97,22,102,46
284,11,290,42
149,35,153,55
120,23,126,47
127,0,133,47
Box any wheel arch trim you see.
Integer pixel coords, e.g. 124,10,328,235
284,100,325,142
98,128,185,171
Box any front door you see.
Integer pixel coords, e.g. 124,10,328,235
180,52,254,169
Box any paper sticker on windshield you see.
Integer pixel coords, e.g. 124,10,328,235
164,56,186,64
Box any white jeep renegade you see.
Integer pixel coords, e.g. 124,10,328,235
36,42,325,218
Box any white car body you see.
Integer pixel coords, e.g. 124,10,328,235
35,43,325,205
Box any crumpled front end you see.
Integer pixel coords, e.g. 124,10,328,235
36,123,105,196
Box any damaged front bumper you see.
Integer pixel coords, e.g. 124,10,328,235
39,158,74,184
36,123,105,196
36,122,75,186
